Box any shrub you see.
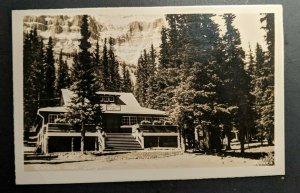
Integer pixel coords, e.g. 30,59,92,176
153,120,163,125
259,152,274,166
141,120,151,125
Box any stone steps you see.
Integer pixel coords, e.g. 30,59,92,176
105,133,143,151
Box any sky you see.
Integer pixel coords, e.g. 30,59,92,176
214,13,267,52
96,13,268,54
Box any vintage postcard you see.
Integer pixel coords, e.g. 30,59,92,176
13,5,284,184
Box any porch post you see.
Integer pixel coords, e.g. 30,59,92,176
44,135,49,154
71,137,74,152
177,133,181,149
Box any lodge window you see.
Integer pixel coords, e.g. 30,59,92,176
99,96,103,102
109,96,114,102
122,116,130,125
122,116,164,125
153,117,164,122
144,117,153,122
48,114,64,123
104,96,109,102
122,116,138,125
130,116,137,125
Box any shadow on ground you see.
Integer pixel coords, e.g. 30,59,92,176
222,151,269,160
187,150,271,160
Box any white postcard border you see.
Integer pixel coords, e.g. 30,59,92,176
13,5,284,184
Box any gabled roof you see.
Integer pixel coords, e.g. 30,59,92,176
39,89,166,116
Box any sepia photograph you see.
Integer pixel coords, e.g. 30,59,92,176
12,5,284,184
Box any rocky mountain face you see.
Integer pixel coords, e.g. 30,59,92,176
23,15,166,65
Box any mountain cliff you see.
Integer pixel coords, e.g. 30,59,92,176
23,15,166,65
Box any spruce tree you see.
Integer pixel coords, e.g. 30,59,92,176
159,27,169,68
44,36,56,105
102,38,110,90
169,14,226,151
108,37,121,91
66,15,102,153
222,14,252,154
93,39,103,90
121,63,133,92
245,45,258,143
135,54,146,106
253,43,267,145
23,27,46,137
260,13,275,145
23,30,36,134
56,49,71,93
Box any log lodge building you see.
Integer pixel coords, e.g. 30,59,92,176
29,89,180,154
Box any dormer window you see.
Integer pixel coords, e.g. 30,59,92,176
109,96,115,102
104,96,109,102
99,96,103,102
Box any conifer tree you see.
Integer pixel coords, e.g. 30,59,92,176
166,14,181,67
146,44,158,108
169,14,226,151
108,37,121,91
23,30,37,133
23,27,46,136
56,49,71,93
135,54,146,106
253,43,267,145
260,13,275,145
159,27,169,68
93,39,103,90
44,36,56,104
66,15,102,153
245,45,258,142
121,63,133,92
102,38,110,90
222,14,252,154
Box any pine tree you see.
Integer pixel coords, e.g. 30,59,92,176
108,37,121,91
222,14,252,154
260,13,275,145
23,27,46,137
245,45,258,143
159,27,169,68
44,36,56,105
23,30,36,133
135,54,146,106
102,38,110,90
146,44,158,108
56,49,71,93
253,43,268,145
169,14,227,151
93,39,103,90
121,63,133,92
66,15,103,153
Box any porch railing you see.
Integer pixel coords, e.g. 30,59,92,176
47,123,98,133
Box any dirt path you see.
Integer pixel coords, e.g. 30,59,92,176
24,151,269,171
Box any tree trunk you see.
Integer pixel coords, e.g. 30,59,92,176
227,134,231,150
226,128,231,150
81,121,85,153
268,128,274,145
240,127,245,154
261,127,264,146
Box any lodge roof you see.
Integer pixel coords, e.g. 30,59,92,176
38,89,166,116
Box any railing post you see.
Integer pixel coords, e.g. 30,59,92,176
141,132,144,149
44,135,49,154
97,128,105,152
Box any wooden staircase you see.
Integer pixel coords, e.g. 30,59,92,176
105,133,143,151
